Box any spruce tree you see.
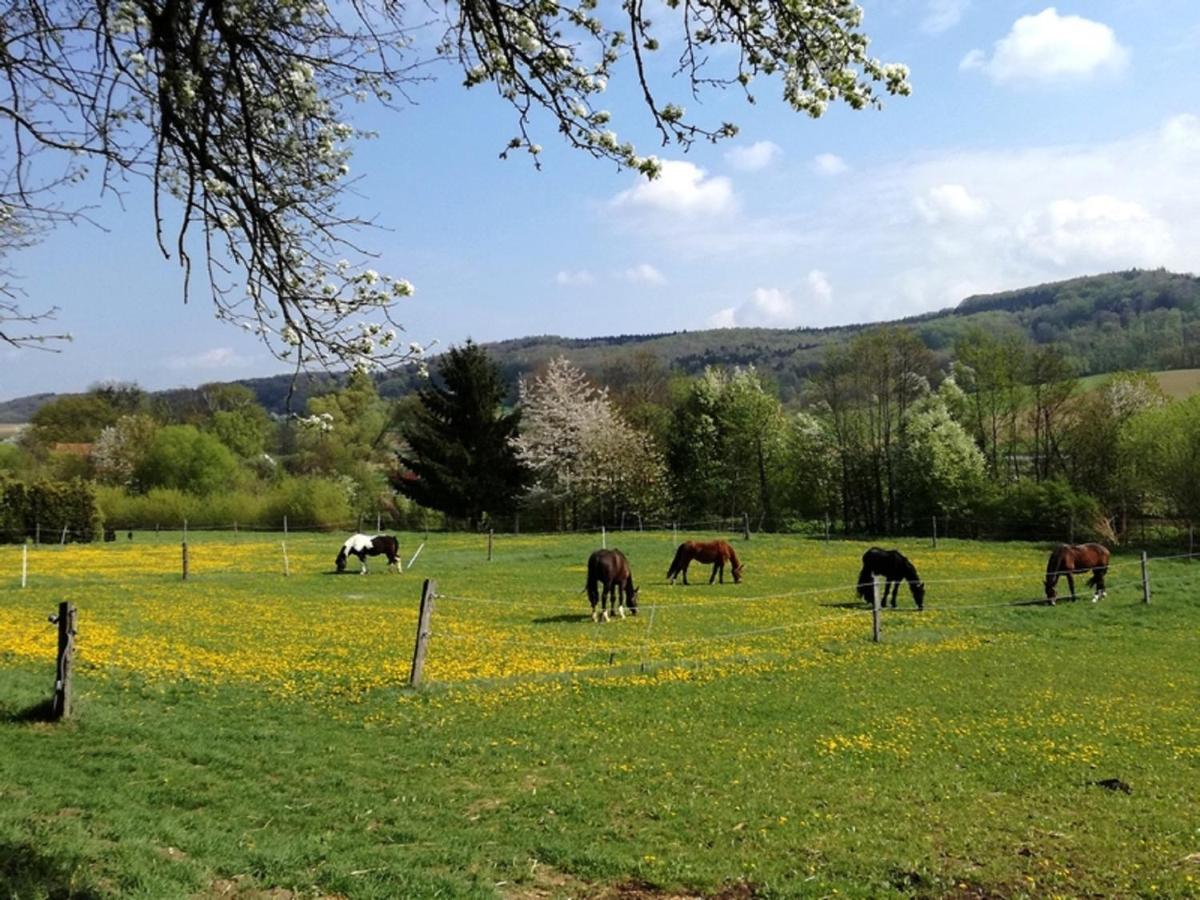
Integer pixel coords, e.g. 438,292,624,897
396,342,528,527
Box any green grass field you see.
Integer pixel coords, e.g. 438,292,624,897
1,531,1198,899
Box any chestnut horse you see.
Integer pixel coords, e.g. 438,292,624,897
666,540,744,585
1045,542,1110,604
586,548,639,622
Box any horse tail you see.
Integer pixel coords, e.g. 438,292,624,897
666,544,687,580
856,563,873,601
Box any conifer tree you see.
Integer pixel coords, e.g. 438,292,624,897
396,342,528,527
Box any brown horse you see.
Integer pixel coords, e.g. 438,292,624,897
666,540,744,585
1045,542,1110,604
586,548,639,622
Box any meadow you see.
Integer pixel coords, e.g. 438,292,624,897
1,530,1198,899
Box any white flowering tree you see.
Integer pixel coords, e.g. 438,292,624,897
93,414,160,487
514,356,666,527
0,0,908,368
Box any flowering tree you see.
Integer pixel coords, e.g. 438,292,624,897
0,0,908,368
514,356,666,527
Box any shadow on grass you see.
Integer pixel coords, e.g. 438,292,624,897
532,613,594,624
2,697,56,724
0,840,102,899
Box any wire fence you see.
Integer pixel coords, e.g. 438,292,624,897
4,528,1196,695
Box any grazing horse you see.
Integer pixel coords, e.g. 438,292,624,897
856,547,925,610
335,534,400,574
586,548,639,622
1045,542,1110,604
666,540,745,585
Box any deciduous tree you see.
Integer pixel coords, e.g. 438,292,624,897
0,0,907,367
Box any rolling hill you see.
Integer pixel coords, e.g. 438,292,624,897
2,268,1198,420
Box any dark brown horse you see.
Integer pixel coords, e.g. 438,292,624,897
586,548,639,622
856,547,925,610
666,540,744,585
1045,543,1110,604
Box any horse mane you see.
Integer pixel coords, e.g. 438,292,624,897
899,553,920,584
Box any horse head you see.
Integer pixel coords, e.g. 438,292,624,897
732,562,745,584
911,580,926,609
626,585,639,615
335,548,348,573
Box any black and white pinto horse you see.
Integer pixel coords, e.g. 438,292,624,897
856,547,925,610
335,534,400,574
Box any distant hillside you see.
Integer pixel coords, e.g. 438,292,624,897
3,268,1198,419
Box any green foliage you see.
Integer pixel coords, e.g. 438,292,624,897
668,366,789,526
977,479,1101,540
0,476,103,542
96,476,354,529
898,394,987,521
134,425,242,495
397,341,529,527
26,392,120,444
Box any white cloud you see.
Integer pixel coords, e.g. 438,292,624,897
166,347,251,371
555,269,595,287
812,153,849,176
611,160,736,216
1016,195,1173,268
961,8,1129,84
725,141,783,172
922,0,969,35
1161,114,1200,154
710,271,834,328
914,184,989,224
622,263,667,285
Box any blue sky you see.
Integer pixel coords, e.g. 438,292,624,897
4,0,1200,400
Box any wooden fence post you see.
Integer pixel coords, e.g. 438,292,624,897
1141,551,1150,604
182,541,189,580
408,579,437,686
487,529,494,562
1190,524,1194,560
743,512,750,541
35,521,40,546
22,543,28,588
932,515,938,549
601,526,606,549
50,601,76,720
281,542,290,577
871,578,881,643
283,515,288,538
60,524,68,545
824,513,830,544
377,512,382,532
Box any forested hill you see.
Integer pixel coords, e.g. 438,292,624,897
3,268,1199,419
396,268,1200,404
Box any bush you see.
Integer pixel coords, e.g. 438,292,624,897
97,476,357,531
0,477,104,543
976,479,1101,542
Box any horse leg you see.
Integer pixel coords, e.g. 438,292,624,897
710,562,720,584
617,584,627,619
682,562,689,586
887,579,898,608
1066,572,1076,601
602,584,612,622
357,551,367,575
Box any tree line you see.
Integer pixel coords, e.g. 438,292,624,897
3,329,1199,541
